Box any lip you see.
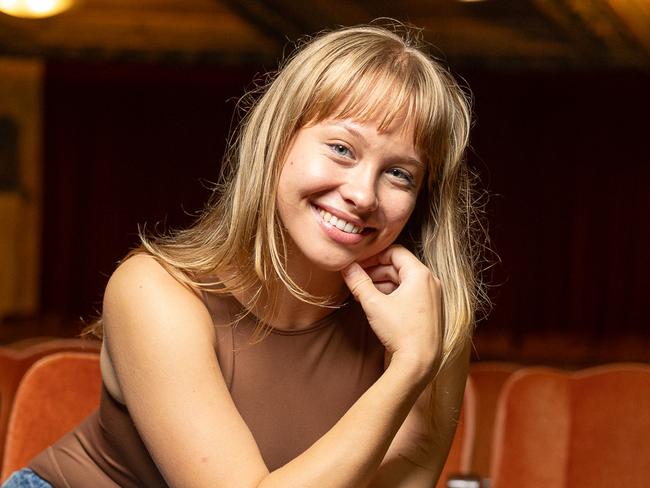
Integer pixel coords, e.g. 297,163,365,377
312,202,367,229
310,204,367,245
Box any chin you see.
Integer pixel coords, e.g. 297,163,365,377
311,258,354,273
305,250,358,273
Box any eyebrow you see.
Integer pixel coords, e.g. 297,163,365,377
329,120,423,168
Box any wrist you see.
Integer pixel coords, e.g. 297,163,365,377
388,351,438,384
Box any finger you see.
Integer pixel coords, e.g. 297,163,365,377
363,245,424,281
356,253,382,269
374,281,398,295
341,262,382,304
364,265,400,286
356,245,405,268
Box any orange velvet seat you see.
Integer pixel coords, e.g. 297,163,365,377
436,376,476,488
490,364,650,488
0,338,100,469
468,361,520,479
0,351,102,481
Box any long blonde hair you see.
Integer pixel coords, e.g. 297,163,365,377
90,23,487,371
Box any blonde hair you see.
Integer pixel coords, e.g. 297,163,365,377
90,23,487,371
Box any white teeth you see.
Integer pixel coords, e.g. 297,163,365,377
317,207,362,234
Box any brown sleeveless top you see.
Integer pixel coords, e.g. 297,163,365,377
29,294,385,487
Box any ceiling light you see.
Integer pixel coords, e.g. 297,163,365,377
0,0,75,19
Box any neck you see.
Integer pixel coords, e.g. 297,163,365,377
222,257,349,331
270,260,349,330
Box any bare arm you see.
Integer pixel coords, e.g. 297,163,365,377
103,247,441,488
368,345,471,487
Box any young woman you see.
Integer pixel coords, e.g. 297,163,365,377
4,23,484,488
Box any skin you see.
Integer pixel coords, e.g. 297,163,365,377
271,116,425,328
100,114,468,487
276,117,423,274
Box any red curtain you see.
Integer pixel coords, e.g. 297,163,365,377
42,61,256,319
463,70,649,356
41,62,650,358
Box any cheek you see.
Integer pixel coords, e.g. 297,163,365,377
292,162,339,197
386,196,417,227
381,203,417,245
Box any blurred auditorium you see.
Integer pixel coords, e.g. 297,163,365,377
0,1,648,487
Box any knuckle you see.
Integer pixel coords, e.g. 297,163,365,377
420,267,441,290
413,265,430,280
349,276,371,297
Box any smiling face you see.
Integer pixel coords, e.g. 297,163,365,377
276,116,423,274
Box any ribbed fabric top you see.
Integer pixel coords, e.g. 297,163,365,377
29,293,384,487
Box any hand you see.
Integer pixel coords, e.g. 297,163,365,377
341,245,442,372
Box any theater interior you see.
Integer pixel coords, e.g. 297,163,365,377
0,1,648,487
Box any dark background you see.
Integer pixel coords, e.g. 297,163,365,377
36,61,650,364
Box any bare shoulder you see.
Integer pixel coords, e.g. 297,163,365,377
102,252,217,383
106,253,206,312
101,254,269,486
103,253,214,340
101,253,217,402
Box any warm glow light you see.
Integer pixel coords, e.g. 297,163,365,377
0,0,74,18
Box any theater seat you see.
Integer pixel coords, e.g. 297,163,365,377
0,338,100,468
490,364,650,488
468,361,520,479
0,351,102,481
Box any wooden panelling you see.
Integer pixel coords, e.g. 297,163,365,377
0,58,42,317
0,1,648,67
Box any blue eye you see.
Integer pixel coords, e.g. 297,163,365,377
387,167,415,185
329,143,353,158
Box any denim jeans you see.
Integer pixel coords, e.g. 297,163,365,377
1,469,53,488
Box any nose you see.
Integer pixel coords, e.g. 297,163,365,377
339,167,379,213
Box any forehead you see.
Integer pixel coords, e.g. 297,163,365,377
307,90,421,150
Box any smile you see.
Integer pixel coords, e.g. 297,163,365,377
310,204,369,245
317,209,363,234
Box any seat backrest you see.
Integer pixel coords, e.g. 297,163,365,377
490,364,650,488
0,338,100,467
435,376,476,488
468,361,520,478
0,351,102,481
